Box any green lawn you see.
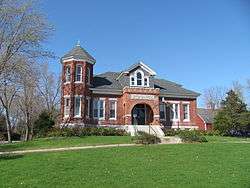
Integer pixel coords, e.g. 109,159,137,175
0,136,132,152
0,142,249,188
205,136,250,143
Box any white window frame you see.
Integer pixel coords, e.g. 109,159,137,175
109,98,117,120
130,75,135,86
130,70,147,87
159,103,166,120
144,77,149,87
86,97,90,118
168,101,180,122
183,102,190,122
75,64,82,83
87,67,91,85
93,98,105,120
65,66,71,83
64,96,70,118
74,95,82,118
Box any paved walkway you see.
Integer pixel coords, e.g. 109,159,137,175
0,143,138,155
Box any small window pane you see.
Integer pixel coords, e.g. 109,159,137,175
160,104,165,119
74,97,81,116
75,65,82,82
137,72,142,85
93,100,98,118
99,100,104,118
109,100,116,119
183,104,189,120
65,66,71,82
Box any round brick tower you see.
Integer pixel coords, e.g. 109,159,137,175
60,42,95,126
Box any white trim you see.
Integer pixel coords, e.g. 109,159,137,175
62,58,95,64
93,98,105,120
65,65,71,83
170,103,180,121
109,98,117,101
109,100,117,120
64,96,71,118
135,69,144,86
75,64,82,82
86,97,91,118
171,125,198,129
154,115,160,118
74,96,82,118
183,103,190,122
166,100,180,104
159,103,166,120
182,101,190,104
87,67,91,85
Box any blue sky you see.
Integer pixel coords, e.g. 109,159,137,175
42,0,250,106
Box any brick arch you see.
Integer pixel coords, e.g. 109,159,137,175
131,103,154,125
124,101,160,125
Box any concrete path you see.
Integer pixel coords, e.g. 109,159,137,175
0,143,137,155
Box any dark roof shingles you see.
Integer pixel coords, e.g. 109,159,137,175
92,72,200,98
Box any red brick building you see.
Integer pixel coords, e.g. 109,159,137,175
60,44,201,134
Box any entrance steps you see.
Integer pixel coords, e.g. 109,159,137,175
127,125,165,138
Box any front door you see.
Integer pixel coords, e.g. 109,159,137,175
132,105,146,125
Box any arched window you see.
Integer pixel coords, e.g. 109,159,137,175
136,72,142,86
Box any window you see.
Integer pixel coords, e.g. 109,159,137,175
109,100,117,120
93,100,98,118
136,72,142,86
160,103,166,120
130,77,135,86
99,100,104,119
86,97,90,118
75,65,82,82
144,77,149,86
183,103,190,121
65,66,71,82
74,96,81,117
93,99,105,120
64,97,70,117
86,67,91,84
170,103,179,120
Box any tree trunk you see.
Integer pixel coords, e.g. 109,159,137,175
4,108,12,143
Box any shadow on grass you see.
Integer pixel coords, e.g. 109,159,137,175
0,154,24,160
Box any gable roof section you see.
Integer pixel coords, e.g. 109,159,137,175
91,71,200,98
61,44,96,64
197,108,217,124
122,61,156,76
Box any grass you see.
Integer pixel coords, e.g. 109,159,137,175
0,136,132,152
205,136,250,143
0,142,249,188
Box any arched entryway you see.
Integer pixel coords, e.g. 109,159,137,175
131,104,153,125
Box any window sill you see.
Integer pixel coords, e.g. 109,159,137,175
183,119,190,122
64,82,71,85
74,81,83,84
109,118,117,120
74,116,82,118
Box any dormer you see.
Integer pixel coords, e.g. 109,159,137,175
119,61,156,88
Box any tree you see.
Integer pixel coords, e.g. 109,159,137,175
36,62,61,119
203,86,227,110
0,0,53,143
214,90,248,135
231,81,244,101
34,111,54,137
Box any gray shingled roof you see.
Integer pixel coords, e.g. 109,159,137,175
91,72,200,98
197,108,217,124
62,44,96,63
